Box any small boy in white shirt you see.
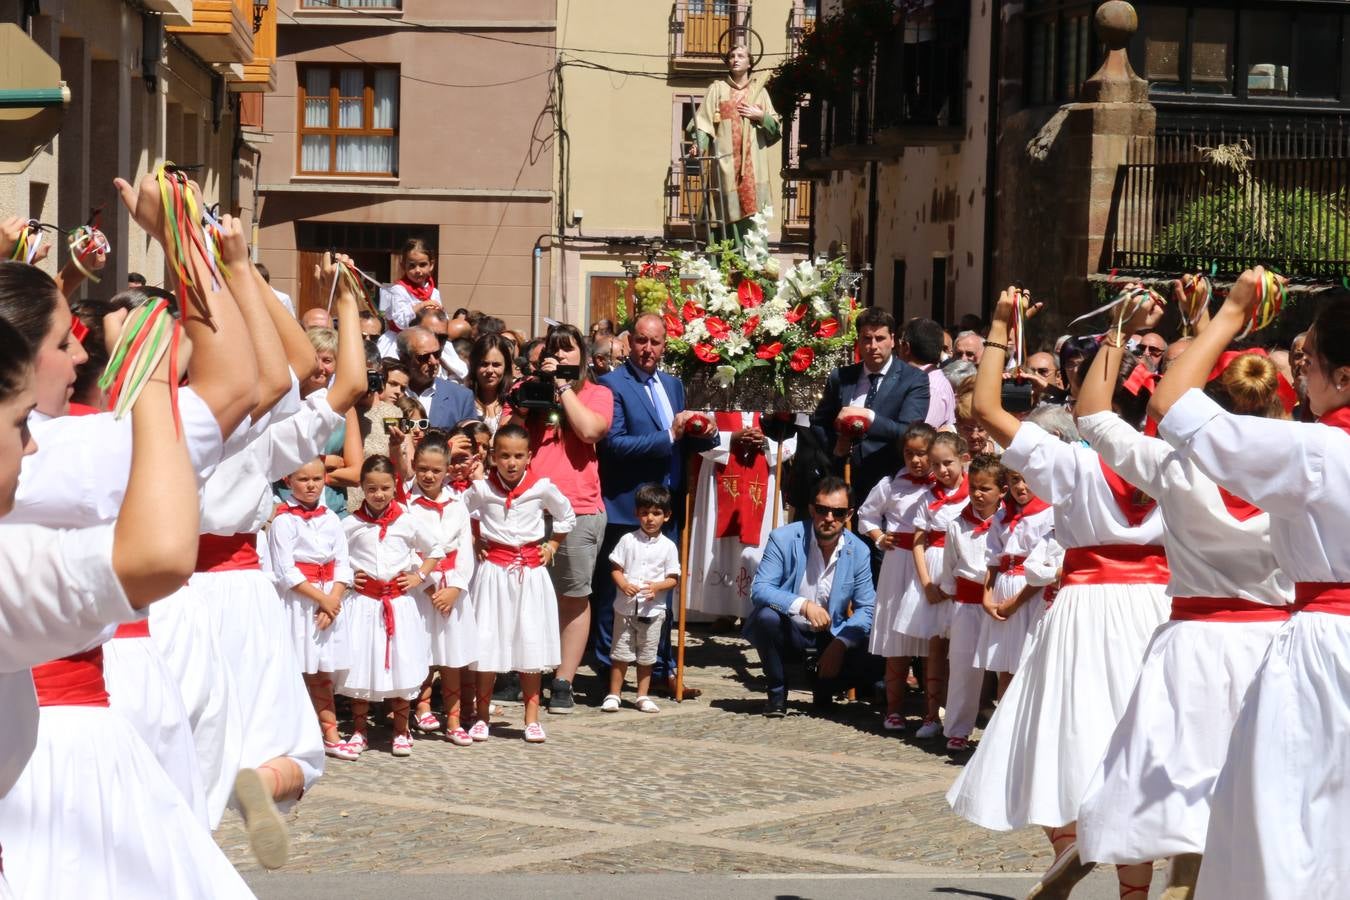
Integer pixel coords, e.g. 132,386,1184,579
603,484,681,714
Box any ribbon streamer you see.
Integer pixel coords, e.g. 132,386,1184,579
10,220,45,264
325,256,382,316
198,205,229,291
97,297,183,435
1178,270,1212,338
155,163,216,323
1237,270,1286,340
1068,284,1165,346
1008,288,1030,369
67,225,110,283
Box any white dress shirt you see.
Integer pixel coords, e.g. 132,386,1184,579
267,507,354,591
609,530,681,617
787,537,843,631
848,356,894,409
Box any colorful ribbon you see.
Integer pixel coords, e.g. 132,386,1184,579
1178,269,1212,338
97,297,183,435
326,256,381,316
1008,288,1030,369
154,163,216,322
9,220,45,263
1067,283,1165,347
1237,269,1286,340
67,225,110,283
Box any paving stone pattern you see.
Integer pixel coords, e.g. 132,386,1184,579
216,629,1053,876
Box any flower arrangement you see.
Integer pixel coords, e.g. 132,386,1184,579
616,210,857,399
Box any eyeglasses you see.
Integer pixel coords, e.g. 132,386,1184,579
1139,345,1165,357
414,351,439,364
812,503,851,520
434,333,449,346
401,418,429,431
953,349,978,361
1030,367,1055,377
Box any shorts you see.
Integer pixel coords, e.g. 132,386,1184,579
549,511,607,598
611,609,666,666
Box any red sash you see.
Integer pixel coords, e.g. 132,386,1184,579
31,647,109,708
356,577,402,669
196,533,261,572
886,532,915,550
296,561,336,583
713,411,770,546
954,577,985,605
1170,596,1291,623
1292,583,1350,616
113,620,151,639
1217,488,1263,523
1060,544,1169,587
484,541,543,581
926,532,946,549
431,550,460,588
997,554,1027,575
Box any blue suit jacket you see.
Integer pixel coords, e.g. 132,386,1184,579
750,522,875,647
598,362,715,527
427,378,476,431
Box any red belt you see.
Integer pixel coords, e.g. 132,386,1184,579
927,533,946,549
954,577,985,605
997,554,1027,575
356,577,402,669
196,533,262,573
887,532,914,550
484,541,542,580
114,620,151,639
1170,596,1292,623
432,550,460,587
1292,582,1350,616
1061,545,1169,587
31,647,109,707
296,560,336,583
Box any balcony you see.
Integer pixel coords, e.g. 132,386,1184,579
782,179,812,241
669,1,751,76
229,1,276,92
141,0,195,26
786,3,816,56
664,159,705,239
167,0,254,65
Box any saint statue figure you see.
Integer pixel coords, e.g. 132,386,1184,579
689,43,782,245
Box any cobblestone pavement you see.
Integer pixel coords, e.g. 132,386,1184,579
215,628,1115,888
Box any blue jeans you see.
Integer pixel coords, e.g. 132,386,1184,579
743,605,879,703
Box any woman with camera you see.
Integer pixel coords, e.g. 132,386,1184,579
504,323,613,714
469,333,515,434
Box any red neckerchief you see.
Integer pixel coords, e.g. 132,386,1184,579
1217,487,1263,522
398,276,436,304
413,493,452,517
1001,495,1050,536
961,504,997,535
927,474,970,512
901,472,934,487
67,402,100,416
278,503,327,522
449,478,473,493
1098,458,1157,526
489,469,538,511
354,502,403,539
1319,406,1350,437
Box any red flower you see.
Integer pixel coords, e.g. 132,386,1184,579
693,343,721,363
789,346,815,372
704,316,730,340
663,312,684,337
786,303,808,324
737,279,764,309
741,315,761,337
681,300,704,322
814,317,839,338
755,341,784,360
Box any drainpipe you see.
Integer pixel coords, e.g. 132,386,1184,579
532,244,542,336
865,159,879,308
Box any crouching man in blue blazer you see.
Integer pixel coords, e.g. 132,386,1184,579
746,475,880,717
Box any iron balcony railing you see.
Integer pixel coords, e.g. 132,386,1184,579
669,1,751,69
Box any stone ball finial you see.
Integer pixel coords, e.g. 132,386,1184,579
1095,1,1138,51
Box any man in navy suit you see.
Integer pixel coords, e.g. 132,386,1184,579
593,313,717,697
810,307,930,511
746,476,879,716
398,326,475,429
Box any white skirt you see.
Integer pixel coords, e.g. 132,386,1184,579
148,582,244,829
0,706,254,900
335,591,429,700
283,579,352,674
974,571,1047,674
192,568,325,799
891,546,953,640
102,635,208,826
1078,617,1284,864
417,583,478,669
1196,612,1350,900
947,581,1170,831
870,543,920,657
471,561,561,673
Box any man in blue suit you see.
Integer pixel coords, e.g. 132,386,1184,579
397,327,475,429
593,313,717,697
747,475,879,717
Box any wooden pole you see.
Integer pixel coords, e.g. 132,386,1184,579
842,451,856,702
675,456,695,703
770,437,783,530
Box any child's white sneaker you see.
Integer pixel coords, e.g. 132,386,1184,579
601,694,621,712
635,696,659,714
391,733,413,757
523,722,547,743
467,720,490,742
915,718,943,739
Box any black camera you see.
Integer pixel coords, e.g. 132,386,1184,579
366,369,386,393
506,377,557,412
1002,378,1035,414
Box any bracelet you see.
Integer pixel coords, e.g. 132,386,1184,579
983,340,1009,352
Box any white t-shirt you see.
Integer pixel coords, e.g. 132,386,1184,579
609,530,680,618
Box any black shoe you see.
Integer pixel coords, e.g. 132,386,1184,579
763,697,788,718
811,691,837,712
547,677,575,714
492,672,522,702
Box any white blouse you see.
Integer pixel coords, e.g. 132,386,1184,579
1159,389,1350,584
403,488,475,592
857,473,932,535
342,507,442,584
462,476,576,547
380,282,441,331
939,513,995,593
1081,410,1292,605
984,504,1056,567
915,492,969,541
1002,422,1165,549
266,509,354,591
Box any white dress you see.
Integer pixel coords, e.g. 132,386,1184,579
937,508,996,740
337,507,438,700
974,501,1056,673
687,412,795,618
405,489,478,669
857,473,932,657
947,422,1171,831
462,475,576,673
267,506,355,674
1159,390,1350,899
892,488,967,641
1075,410,1292,865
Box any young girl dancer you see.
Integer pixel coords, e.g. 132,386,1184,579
938,452,1004,751
269,457,356,761
909,431,970,739
1075,295,1293,897
404,434,478,746
382,237,441,332
858,422,936,730
462,424,575,743
947,288,1170,900
1150,270,1350,900
340,455,440,757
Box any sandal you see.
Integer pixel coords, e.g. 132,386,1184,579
635,696,659,714
600,694,621,712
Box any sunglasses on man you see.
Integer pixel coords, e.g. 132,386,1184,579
812,503,851,520
413,350,440,365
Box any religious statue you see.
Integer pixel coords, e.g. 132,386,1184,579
688,43,782,246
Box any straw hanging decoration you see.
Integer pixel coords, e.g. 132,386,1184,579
97,298,183,434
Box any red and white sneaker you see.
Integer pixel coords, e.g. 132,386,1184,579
345,730,369,754
324,738,360,761
882,713,906,731
467,720,490,742
523,722,547,743
413,710,441,733
446,726,474,747
391,733,414,757
946,736,970,751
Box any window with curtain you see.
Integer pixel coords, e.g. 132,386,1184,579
298,65,399,176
